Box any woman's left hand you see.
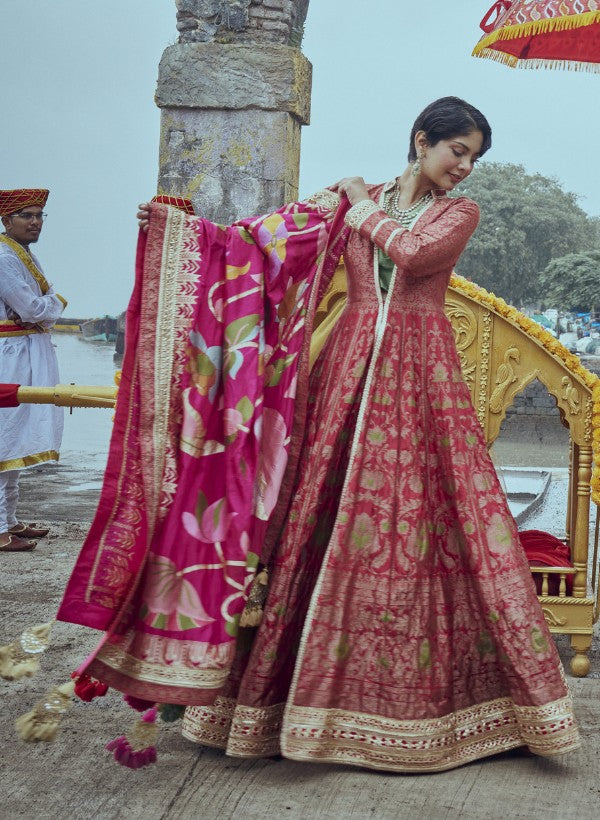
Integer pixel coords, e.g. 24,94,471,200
331,177,370,206
137,202,152,232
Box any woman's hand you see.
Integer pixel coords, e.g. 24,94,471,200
137,202,152,232
331,177,370,206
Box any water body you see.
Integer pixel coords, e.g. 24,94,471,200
18,333,118,522
52,332,117,472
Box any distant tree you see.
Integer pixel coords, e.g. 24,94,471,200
589,216,600,248
455,163,597,306
538,251,600,313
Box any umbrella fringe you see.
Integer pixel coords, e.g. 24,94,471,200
473,10,600,55
473,46,600,73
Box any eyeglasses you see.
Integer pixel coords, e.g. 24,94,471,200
12,211,47,222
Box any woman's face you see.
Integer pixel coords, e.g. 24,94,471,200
419,129,484,191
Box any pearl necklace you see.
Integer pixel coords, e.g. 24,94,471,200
385,186,433,227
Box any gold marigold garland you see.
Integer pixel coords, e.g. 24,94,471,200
449,273,600,506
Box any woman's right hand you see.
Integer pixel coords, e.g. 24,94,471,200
137,202,151,232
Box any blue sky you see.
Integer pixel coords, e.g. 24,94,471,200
2,1,598,315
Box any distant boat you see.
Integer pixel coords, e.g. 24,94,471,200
496,467,551,524
80,315,118,343
113,311,126,367
53,317,85,333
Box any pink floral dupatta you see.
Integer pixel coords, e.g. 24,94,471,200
58,196,349,704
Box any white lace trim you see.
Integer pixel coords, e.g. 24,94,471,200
345,199,381,230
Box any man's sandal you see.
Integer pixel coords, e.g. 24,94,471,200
9,523,49,539
0,534,37,552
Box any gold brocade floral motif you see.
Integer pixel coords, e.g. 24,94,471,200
179,187,580,770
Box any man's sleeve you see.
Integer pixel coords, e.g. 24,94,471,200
0,253,66,325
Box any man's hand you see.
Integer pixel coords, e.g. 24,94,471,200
330,177,370,206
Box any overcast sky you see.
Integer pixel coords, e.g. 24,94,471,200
2,1,599,316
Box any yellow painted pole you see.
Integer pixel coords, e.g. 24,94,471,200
16,384,117,409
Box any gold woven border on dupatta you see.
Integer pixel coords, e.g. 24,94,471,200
0,234,50,294
90,631,233,705
85,344,144,606
137,206,203,532
83,207,202,609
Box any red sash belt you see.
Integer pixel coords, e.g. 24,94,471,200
0,321,39,337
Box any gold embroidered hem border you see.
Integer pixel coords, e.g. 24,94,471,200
280,696,580,771
0,450,59,472
183,698,284,758
181,693,579,771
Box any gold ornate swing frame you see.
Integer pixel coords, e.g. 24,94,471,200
446,279,599,677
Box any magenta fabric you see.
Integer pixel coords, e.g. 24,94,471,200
57,197,350,702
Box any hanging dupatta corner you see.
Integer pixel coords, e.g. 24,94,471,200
57,195,350,703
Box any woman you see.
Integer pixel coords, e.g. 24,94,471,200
62,97,579,771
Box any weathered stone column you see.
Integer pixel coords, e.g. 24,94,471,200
155,1,311,224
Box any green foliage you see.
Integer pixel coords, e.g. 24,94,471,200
538,251,600,312
455,163,598,306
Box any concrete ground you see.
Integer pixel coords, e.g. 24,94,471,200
1,434,599,819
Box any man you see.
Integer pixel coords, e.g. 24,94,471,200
0,189,66,552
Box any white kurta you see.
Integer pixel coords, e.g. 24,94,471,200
0,239,64,472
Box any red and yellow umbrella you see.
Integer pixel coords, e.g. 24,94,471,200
473,1,600,72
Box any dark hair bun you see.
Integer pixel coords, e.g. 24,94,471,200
408,97,492,161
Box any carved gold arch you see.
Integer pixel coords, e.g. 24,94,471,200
445,282,597,677
444,289,593,450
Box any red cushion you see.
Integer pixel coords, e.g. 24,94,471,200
519,529,573,595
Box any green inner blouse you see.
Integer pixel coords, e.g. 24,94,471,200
378,247,395,293
377,191,434,293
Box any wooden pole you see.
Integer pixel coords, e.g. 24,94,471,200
16,384,117,409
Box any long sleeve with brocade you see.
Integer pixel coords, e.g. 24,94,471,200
345,197,479,275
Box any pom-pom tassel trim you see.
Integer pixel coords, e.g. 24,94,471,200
106,707,159,769
72,672,109,702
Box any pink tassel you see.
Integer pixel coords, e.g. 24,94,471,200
105,707,159,769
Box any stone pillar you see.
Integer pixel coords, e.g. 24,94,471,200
155,1,311,224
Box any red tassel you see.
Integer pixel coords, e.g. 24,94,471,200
123,693,155,712
71,672,109,702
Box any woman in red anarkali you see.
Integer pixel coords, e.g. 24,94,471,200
177,97,580,770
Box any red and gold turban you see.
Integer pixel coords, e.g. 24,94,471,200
0,189,49,217
151,195,195,215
